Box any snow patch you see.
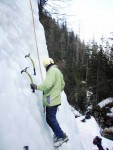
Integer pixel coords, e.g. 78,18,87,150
98,97,113,108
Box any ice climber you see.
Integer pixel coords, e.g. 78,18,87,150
30,58,69,147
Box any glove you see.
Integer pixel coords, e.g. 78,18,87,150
30,84,37,90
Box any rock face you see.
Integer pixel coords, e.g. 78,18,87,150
93,98,113,140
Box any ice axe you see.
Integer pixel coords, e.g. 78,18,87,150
21,67,35,93
25,53,36,75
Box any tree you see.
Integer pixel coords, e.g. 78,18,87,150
38,0,48,12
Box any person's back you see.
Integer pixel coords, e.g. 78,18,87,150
37,64,65,107
46,65,65,95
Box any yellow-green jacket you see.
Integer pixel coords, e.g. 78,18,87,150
37,65,65,107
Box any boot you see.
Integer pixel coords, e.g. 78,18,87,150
54,134,69,147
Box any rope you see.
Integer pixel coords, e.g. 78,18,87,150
29,0,43,81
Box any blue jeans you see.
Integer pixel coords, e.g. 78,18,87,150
46,106,64,138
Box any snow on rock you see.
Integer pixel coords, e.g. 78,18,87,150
104,127,113,134
76,116,113,150
107,107,113,118
98,97,113,108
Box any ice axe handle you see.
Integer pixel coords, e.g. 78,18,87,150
34,68,36,75
21,68,35,93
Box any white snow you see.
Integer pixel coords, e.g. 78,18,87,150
0,0,113,150
76,116,113,150
70,105,82,117
107,107,113,118
98,97,113,108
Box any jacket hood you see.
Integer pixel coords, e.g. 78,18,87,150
46,64,57,72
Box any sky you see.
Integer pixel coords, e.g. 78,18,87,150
0,0,113,150
46,0,113,44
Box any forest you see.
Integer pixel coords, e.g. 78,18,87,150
38,0,113,129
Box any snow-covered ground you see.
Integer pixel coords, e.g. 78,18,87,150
0,0,113,150
76,116,113,150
